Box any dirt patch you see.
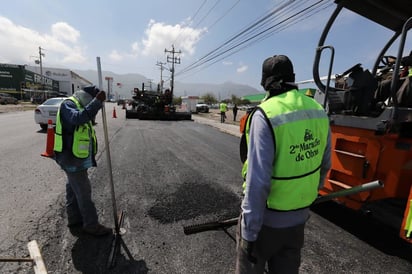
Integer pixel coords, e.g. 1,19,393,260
194,108,246,126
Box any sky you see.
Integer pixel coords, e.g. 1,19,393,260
1,0,410,92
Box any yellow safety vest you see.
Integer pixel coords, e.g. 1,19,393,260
243,89,329,211
54,96,97,158
220,103,227,112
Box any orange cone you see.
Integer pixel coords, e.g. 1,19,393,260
113,107,117,118
41,119,55,158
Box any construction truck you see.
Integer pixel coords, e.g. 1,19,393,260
313,0,412,243
125,85,192,120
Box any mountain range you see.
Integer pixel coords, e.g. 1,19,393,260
73,69,261,100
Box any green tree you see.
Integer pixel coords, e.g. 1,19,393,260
173,96,182,105
201,92,217,105
231,94,243,105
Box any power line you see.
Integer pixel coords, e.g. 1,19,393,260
193,0,222,29
176,0,330,78
207,0,240,31
176,0,296,76
173,0,208,45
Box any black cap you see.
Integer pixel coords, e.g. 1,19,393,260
261,55,295,90
83,85,99,97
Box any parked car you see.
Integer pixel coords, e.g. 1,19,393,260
0,93,18,105
196,103,209,113
34,97,66,130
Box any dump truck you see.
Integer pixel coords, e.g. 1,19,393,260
125,86,191,120
313,0,412,243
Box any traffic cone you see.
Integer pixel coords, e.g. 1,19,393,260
41,119,55,158
113,107,117,118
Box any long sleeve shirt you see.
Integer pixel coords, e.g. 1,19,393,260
241,109,331,242
54,97,103,172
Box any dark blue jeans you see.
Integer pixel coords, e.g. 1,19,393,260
65,169,98,227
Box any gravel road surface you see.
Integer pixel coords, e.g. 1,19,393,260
0,104,411,274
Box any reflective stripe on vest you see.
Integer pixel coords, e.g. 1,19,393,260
54,96,97,158
242,90,329,211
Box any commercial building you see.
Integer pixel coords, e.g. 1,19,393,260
25,65,92,96
0,63,92,102
0,63,59,101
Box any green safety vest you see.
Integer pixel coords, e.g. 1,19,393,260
243,89,329,211
220,103,227,112
54,96,97,158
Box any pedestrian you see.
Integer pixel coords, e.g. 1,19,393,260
219,101,227,123
233,104,238,121
236,55,331,273
53,85,112,236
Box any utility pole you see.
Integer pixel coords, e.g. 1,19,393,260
148,79,153,91
105,77,113,101
38,46,45,89
156,61,166,93
164,45,181,96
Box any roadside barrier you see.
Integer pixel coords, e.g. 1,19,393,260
41,120,55,158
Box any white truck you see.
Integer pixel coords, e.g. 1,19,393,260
181,96,199,113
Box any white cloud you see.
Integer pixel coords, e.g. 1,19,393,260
109,50,123,62
0,16,87,66
136,20,205,58
51,22,80,43
130,42,140,57
237,65,248,73
222,61,233,66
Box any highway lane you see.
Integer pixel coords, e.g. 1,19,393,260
0,106,411,273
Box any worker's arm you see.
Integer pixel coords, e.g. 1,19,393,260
241,109,274,242
60,98,103,127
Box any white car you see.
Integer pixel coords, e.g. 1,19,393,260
196,103,209,113
34,97,66,130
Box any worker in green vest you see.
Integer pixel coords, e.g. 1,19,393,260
235,55,331,273
54,85,112,236
219,101,227,123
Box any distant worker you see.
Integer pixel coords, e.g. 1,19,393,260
219,101,228,123
236,55,331,273
233,104,239,121
54,85,112,236
239,107,254,135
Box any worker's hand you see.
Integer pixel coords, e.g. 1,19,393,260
96,90,106,102
241,238,257,264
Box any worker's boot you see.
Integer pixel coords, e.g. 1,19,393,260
83,223,112,236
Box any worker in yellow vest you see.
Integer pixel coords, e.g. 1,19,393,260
54,85,112,236
219,101,227,123
235,55,331,273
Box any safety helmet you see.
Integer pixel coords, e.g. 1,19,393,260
261,55,295,90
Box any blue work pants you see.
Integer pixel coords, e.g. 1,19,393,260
235,216,305,274
65,169,98,227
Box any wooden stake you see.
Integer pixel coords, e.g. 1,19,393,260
27,240,47,274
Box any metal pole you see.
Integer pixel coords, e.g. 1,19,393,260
96,57,120,234
314,180,383,204
39,47,42,85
